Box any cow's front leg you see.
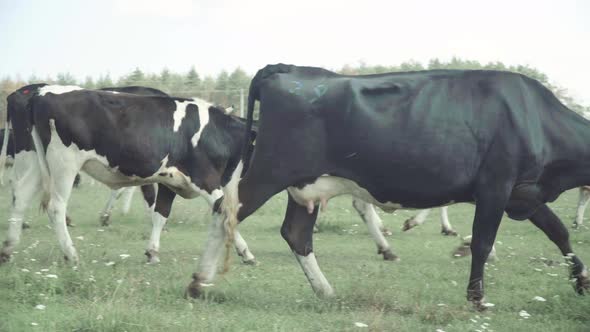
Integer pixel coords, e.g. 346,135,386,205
281,193,334,298
234,230,256,264
145,184,175,264
402,209,431,231
467,185,510,311
439,207,458,236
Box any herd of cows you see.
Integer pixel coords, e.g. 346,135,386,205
0,64,589,311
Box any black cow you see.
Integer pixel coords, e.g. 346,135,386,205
189,64,590,310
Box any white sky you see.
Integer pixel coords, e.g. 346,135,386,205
1,0,589,104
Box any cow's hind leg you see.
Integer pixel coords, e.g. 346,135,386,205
281,193,334,298
0,154,41,263
529,204,589,294
352,198,398,261
574,187,590,228
439,207,457,236
402,209,431,231
121,186,136,215
145,184,175,264
100,188,126,226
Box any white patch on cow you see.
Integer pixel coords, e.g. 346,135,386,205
295,253,334,298
190,98,212,147
38,85,83,96
197,212,226,283
146,211,167,263
440,206,453,231
172,100,190,132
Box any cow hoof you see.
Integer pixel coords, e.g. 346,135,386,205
145,250,160,264
21,222,31,230
0,252,11,264
381,249,400,261
100,214,111,226
380,228,393,237
185,273,203,299
402,218,417,232
471,299,489,312
452,245,471,258
441,229,458,236
574,270,589,295
242,258,258,266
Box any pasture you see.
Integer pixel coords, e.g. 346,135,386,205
0,178,589,332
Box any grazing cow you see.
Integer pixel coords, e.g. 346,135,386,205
15,86,258,267
189,64,589,311
574,186,590,228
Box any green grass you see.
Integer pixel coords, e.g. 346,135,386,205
0,179,589,331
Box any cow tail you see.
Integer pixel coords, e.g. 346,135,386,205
0,119,9,185
29,98,52,211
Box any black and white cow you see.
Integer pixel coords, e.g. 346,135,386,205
189,64,590,310
0,84,254,262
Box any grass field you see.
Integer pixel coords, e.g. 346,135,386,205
0,178,589,332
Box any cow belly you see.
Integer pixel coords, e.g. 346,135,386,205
287,176,404,212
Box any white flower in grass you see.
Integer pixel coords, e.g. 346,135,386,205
436,329,446,332
96,314,103,320
40,269,49,272
76,236,84,240
105,261,115,266
31,322,39,326
30,258,36,262
354,322,368,328
482,303,495,308
35,272,42,275
35,304,46,310
534,268,543,272
116,279,123,284
92,260,98,264
45,274,58,279
437,303,446,306
21,268,30,273
533,296,546,302
119,254,130,259
519,310,531,319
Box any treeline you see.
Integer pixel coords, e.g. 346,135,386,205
1,58,588,121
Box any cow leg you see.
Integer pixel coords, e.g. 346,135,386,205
439,207,457,236
452,235,497,261
234,229,256,265
145,184,175,264
574,187,590,228
121,186,137,215
281,193,334,298
100,188,126,226
529,204,589,294
467,188,510,311
46,170,79,264
0,153,41,263
402,209,431,231
352,198,398,261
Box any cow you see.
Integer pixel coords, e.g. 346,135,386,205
22,86,260,265
188,64,590,311
0,84,255,263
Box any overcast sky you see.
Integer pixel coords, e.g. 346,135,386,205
1,0,588,104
